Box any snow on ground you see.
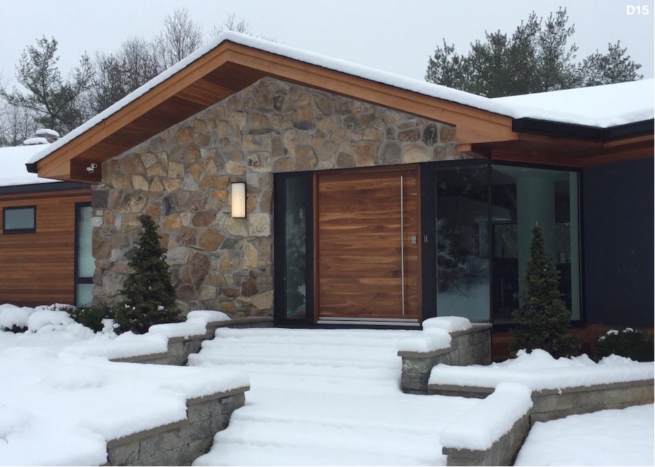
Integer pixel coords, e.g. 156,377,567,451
430,349,654,391
189,328,478,466
0,304,229,358
0,304,248,466
0,348,248,466
515,404,655,466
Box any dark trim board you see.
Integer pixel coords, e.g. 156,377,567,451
512,118,654,142
0,181,90,196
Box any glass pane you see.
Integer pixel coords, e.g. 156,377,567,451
78,206,94,278
491,166,580,323
436,165,490,321
76,284,93,307
4,207,35,230
285,177,309,319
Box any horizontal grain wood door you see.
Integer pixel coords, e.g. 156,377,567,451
316,166,420,320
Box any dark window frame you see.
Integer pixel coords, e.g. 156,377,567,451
74,202,93,307
2,205,36,234
273,171,315,326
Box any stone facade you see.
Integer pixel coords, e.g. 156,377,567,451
91,77,462,316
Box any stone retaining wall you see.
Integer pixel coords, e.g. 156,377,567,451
428,379,655,425
398,324,492,394
111,317,273,366
442,414,530,466
107,387,248,466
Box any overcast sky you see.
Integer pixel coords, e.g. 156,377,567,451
1,0,653,90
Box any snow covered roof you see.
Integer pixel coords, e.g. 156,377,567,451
0,145,61,188
27,32,654,167
493,79,655,129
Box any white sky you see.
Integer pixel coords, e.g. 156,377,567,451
0,0,653,89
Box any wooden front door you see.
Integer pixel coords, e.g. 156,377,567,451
316,165,421,322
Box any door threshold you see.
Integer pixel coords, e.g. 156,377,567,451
317,317,421,327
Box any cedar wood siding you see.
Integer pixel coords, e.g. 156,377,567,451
0,188,91,307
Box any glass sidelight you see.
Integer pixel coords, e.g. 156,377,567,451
274,172,314,323
75,203,93,306
435,164,491,322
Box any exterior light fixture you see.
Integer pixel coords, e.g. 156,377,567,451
231,182,246,218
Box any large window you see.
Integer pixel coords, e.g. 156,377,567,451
3,206,36,234
490,165,580,323
75,203,93,306
430,162,581,323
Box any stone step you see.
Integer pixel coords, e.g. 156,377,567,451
206,418,441,465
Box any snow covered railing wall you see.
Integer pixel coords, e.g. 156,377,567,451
440,383,533,466
110,314,273,366
397,318,492,394
106,386,248,466
429,351,654,424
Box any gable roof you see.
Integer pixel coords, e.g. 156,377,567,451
26,32,654,180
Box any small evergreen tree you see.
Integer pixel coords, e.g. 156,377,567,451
512,226,578,357
116,214,179,334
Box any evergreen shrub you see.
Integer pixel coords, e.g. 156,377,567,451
596,328,654,362
511,225,579,357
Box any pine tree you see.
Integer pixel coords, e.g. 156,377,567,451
0,36,93,134
425,7,642,97
116,214,179,334
511,226,578,357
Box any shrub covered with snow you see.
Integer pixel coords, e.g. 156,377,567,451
596,328,654,362
66,304,116,333
0,305,34,332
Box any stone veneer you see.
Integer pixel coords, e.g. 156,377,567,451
106,387,247,466
398,324,492,394
91,77,463,316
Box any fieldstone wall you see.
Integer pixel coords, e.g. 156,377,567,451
91,76,462,316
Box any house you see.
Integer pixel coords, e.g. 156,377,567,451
23,33,654,355
0,139,92,307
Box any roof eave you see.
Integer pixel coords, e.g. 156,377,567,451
512,118,655,142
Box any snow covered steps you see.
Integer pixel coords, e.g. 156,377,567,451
188,328,478,466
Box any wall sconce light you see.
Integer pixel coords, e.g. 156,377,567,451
231,182,246,218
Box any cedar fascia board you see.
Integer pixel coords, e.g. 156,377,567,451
32,42,517,180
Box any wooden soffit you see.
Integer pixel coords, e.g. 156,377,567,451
35,41,518,182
